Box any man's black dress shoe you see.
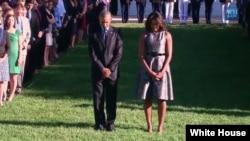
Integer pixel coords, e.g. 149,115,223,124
95,124,105,131
106,123,115,131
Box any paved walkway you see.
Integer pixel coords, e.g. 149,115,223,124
112,1,238,23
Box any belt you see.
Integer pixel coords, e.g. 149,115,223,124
147,52,166,57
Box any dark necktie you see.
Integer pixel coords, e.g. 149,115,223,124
103,29,107,43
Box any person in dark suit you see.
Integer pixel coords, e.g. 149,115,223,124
246,0,250,39
190,0,202,24
24,0,43,81
120,0,131,23
150,0,161,13
32,0,45,71
135,0,146,23
237,0,244,26
88,0,105,34
110,0,118,15
204,0,214,24
88,10,123,131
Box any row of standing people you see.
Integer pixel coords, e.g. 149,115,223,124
117,0,249,26
0,0,90,105
0,1,33,105
118,0,250,39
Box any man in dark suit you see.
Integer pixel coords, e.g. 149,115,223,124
135,0,146,23
88,0,105,34
24,0,43,81
190,0,202,24
88,10,123,131
151,0,161,13
204,0,214,24
120,0,131,23
237,0,247,27
246,0,250,39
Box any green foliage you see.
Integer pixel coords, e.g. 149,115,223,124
0,23,249,141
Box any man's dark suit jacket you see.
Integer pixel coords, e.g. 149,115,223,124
28,10,41,44
88,26,123,81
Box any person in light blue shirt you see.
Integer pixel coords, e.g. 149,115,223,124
54,0,66,28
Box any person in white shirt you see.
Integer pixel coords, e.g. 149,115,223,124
178,0,190,24
14,3,31,94
163,0,176,24
220,0,233,24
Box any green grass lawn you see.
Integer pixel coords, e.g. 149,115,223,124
0,23,250,141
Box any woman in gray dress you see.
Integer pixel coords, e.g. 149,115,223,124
135,11,174,134
0,8,10,106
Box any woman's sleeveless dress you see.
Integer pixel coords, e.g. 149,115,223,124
8,29,21,74
135,31,174,100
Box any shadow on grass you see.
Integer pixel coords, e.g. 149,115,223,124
168,105,250,116
23,25,250,113
0,120,146,131
0,120,92,128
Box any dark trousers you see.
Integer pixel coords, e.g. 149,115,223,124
92,78,118,126
162,2,165,18
246,2,250,37
57,27,69,53
136,2,146,23
110,0,118,15
237,7,245,27
152,2,161,13
120,3,129,23
205,0,214,24
24,40,39,81
191,1,201,24
37,35,46,69
188,3,192,16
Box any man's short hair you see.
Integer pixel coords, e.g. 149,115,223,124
99,10,111,19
